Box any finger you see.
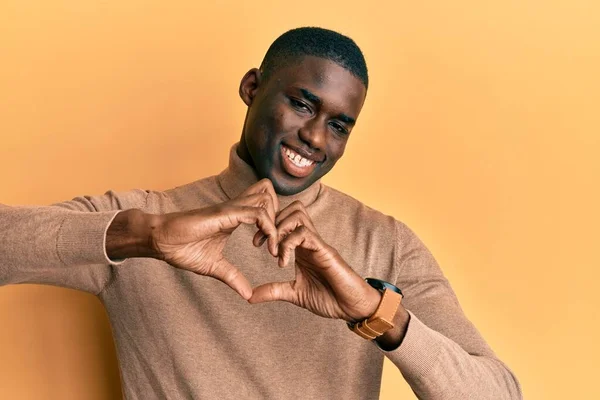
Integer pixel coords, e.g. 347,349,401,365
256,223,277,258
239,178,280,214
275,200,313,230
232,191,277,224
276,209,315,243
233,189,279,251
248,281,296,304
277,226,321,267
252,229,269,248
208,258,253,300
226,206,279,256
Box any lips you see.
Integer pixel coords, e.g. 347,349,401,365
283,143,323,163
280,144,321,178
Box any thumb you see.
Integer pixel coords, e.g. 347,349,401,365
248,281,296,304
208,259,253,300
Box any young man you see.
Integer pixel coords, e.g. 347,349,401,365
0,28,522,399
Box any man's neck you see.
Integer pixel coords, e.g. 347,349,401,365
236,133,255,169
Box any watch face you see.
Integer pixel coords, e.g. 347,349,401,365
365,278,403,296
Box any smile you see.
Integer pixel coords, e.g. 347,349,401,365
282,145,315,168
279,144,320,179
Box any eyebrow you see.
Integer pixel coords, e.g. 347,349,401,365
299,88,356,125
300,88,321,105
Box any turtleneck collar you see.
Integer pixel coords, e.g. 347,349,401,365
217,143,323,209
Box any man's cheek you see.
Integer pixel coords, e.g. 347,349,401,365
329,144,346,162
274,105,305,133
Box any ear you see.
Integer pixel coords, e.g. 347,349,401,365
239,68,262,106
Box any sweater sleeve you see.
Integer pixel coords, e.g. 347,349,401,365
378,221,523,400
0,189,150,294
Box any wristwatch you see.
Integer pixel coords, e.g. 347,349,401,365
348,278,403,340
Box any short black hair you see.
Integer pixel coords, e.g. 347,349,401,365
259,27,369,89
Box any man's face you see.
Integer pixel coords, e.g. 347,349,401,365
238,55,367,195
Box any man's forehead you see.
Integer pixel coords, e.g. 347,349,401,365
274,56,366,104
279,56,356,86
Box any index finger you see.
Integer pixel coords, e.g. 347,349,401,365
275,200,316,231
239,178,280,214
225,205,279,257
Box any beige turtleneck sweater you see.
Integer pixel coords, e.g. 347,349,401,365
0,144,522,399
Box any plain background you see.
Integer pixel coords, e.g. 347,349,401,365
1,0,598,399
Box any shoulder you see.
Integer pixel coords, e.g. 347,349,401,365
318,184,397,229
319,186,442,283
317,184,428,258
315,184,399,251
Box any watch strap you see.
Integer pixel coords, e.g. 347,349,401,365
351,288,402,339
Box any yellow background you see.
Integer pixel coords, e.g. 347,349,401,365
1,1,598,399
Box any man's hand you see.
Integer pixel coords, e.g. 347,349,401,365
248,200,382,322
148,179,280,300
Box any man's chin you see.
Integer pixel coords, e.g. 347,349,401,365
269,173,312,196
271,181,306,196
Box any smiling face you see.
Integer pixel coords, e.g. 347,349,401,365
237,55,367,196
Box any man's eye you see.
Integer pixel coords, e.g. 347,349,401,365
290,98,310,112
329,122,348,135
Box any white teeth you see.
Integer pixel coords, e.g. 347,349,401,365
283,146,314,168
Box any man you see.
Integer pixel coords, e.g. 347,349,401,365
0,27,522,399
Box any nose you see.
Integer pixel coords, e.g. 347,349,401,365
298,117,326,151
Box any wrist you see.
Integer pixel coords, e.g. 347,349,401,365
356,286,383,322
375,304,410,350
347,279,406,345
106,209,162,260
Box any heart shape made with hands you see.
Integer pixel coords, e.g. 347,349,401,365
152,178,382,322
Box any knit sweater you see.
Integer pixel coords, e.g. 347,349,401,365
0,144,522,399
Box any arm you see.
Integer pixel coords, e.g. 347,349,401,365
105,208,161,260
377,221,522,400
0,189,150,292
1,179,282,299
247,202,522,399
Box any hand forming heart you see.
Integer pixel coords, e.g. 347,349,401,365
150,178,381,322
